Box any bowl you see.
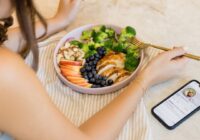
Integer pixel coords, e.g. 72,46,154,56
53,24,144,94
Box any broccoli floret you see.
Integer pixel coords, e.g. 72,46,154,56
81,41,98,58
125,45,140,71
102,39,113,48
126,26,136,36
93,25,106,32
70,40,83,48
127,45,139,54
125,53,140,71
105,28,115,37
85,41,95,50
94,42,103,48
85,50,97,58
119,26,136,42
89,44,95,50
82,44,90,53
128,44,138,50
81,30,94,40
93,32,108,43
112,43,126,53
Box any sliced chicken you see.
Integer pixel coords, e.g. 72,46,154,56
101,67,119,77
107,68,130,82
115,72,130,83
96,51,130,84
97,52,125,70
115,75,129,83
97,62,117,75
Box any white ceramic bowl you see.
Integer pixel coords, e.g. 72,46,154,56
53,24,144,94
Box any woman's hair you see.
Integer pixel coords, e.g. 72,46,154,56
0,17,13,43
12,0,47,71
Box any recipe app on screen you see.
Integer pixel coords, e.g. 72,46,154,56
153,81,200,127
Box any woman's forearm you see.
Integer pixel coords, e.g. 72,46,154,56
3,18,68,52
4,0,80,52
34,16,70,41
80,75,149,140
34,0,81,40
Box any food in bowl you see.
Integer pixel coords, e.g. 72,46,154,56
56,25,140,88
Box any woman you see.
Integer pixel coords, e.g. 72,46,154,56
0,0,188,140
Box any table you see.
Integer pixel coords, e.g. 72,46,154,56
32,0,200,139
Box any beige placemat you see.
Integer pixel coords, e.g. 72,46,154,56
25,34,159,140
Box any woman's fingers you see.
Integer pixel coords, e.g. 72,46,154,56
163,47,187,60
173,56,189,66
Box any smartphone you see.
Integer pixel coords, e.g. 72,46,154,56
152,80,200,130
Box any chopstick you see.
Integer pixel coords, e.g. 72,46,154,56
132,37,200,61
146,43,200,61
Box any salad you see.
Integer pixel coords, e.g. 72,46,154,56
57,25,140,88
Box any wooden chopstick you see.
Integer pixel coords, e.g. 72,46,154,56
146,43,200,61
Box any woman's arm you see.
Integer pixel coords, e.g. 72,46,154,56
0,47,187,140
4,0,81,52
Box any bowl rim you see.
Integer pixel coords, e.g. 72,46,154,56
53,24,144,94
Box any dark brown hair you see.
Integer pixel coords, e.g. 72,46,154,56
12,0,47,71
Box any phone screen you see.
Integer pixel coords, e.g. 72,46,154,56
152,80,200,129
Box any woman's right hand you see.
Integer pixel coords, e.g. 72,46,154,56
137,47,188,89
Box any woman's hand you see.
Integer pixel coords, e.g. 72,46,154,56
137,47,188,89
55,0,82,26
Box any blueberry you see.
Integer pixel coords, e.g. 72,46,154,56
98,50,103,55
89,61,93,66
86,66,92,71
98,76,103,80
95,53,100,58
89,55,95,61
101,80,106,86
84,63,89,67
80,67,86,73
97,47,101,52
88,73,93,78
93,60,98,65
102,76,107,81
107,79,114,86
95,58,100,62
83,72,87,76
92,65,96,69
86,57,90,62
99,50,106,56
90,78,95,83
94,74,99,80
83,74,89,80
96,80,101,84
97,47,105,52
97,47,106,55
92,70,97,75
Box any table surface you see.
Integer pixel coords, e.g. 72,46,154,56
26,0,200,139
